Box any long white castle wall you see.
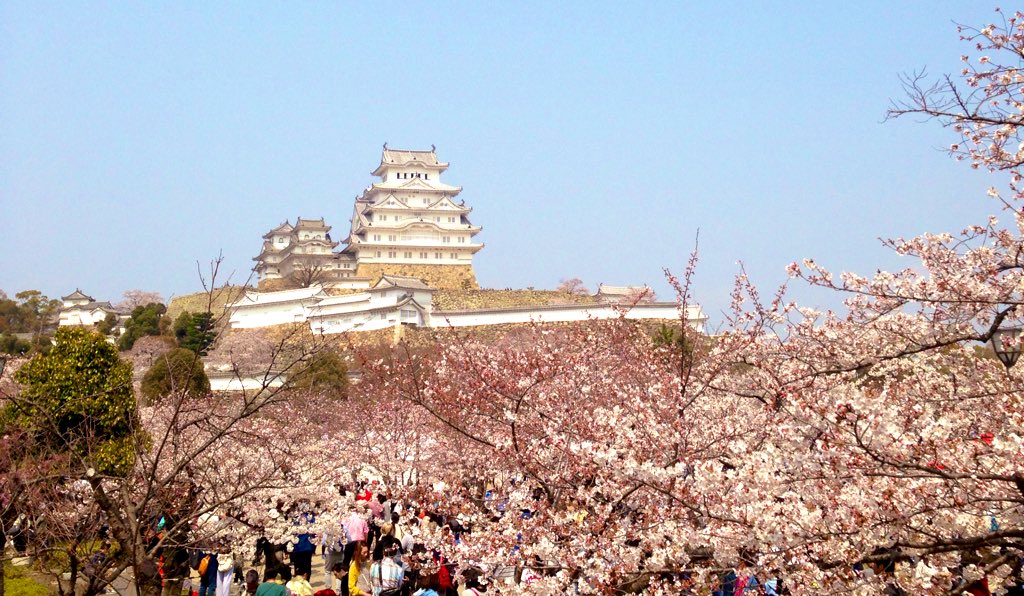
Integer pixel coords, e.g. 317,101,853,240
227,294,704,335
432,303,705,332
229,291,707,335
207,371,288,392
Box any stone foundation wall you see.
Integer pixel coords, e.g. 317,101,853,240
257,278,294,292
355,264,479,290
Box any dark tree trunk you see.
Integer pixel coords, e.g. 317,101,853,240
136,556,164,596
0,530,6,596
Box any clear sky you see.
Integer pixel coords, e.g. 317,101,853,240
0,2,1007,325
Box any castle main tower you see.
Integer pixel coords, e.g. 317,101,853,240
342,146,483,288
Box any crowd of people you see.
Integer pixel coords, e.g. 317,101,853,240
186,481,483,596
174,479,1019,595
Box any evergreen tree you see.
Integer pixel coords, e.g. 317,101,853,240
140,348,210,403
118,302,166,351
173,311,216,355
11,327,137,476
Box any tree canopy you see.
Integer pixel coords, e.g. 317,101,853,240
0,289,59,355
287,350,349,397
118,302,166,351
173,311,216,355
11,327,137,476
140,347,210,403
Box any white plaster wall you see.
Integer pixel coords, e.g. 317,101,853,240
208,372,287,392
230,301,309,328
310,309,404,334
433,304,705,332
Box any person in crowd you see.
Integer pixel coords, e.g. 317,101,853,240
322,521,348,591
341,503,370,595
245,569,261,596
292,503,318,578
410,575,441,596
215,544,235,596
370,542,404,595
256,536,289,582
367,494,384,521
330,561,348,594
348,542,373,596
462,576,485,596
255,569,287,596
287,567,316,596
374,522,401,557
195,549,219,596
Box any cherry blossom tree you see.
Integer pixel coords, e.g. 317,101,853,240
556,278,589,296
119,290,166,312
350,13,1024,594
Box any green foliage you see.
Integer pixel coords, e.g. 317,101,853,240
3,562,51,596
13,327,137,476
288,351,349,397
141,348,210,403
118,302,166,351
173,311,217,355
0,289,59,354
652,323,695,365
96,312,118,336
0,332,31,355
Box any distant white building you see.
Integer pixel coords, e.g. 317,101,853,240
595,284,655,303
58,289,122,328
252,146,483,289
229,275,435,333
253,217,361,284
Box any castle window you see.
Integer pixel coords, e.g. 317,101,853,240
376,251,382,257
379,215,387,221
448,216,456,223
450,253,457,259
277,237,285,243
425,174,429,180
388,251,397,258
435,252,442,259
420,252,427,259
442,236,451,243
458,236,465,243
388,235,397,242
404,251,412,258
373,234,381,241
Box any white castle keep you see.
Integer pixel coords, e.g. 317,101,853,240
253,146,482,288
235,146,708,335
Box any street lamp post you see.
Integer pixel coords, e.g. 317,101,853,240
991,327,1023,369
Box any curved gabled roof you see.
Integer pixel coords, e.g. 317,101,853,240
62,289,94,301
262,221,294,239
371,146,449,176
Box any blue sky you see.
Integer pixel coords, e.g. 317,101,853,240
0,2,1006,324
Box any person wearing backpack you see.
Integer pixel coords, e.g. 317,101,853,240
194,550,218,596
369,543,404,596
